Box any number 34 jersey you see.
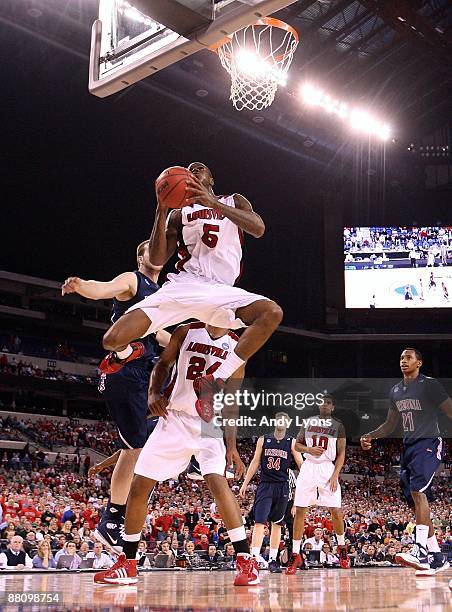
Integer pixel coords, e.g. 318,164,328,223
174,195,244,287
303,417,342,464
165,322,239,417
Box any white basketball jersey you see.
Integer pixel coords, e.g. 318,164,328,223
304,417,341,464
165,323,239,416
173,195,243,286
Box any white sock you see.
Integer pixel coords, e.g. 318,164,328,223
415,525,429,548
251,546,260,558
269,548,278,561
337,534,345,545
292,539,301,554
123,532,140,541
213,351,245,381
116,345,133,359
228,526,246,542
427,535,441,553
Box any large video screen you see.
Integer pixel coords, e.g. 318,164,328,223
344,227,452,308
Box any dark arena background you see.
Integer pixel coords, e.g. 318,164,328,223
0,1,451,610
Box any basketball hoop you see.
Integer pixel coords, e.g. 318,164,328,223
213,17,299,112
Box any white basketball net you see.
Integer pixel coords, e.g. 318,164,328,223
217,19,298,111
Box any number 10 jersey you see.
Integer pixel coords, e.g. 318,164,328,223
303,417,341,464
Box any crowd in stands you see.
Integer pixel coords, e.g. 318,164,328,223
0,435,450,571
344,227,452,256
0,331,104,365
0,416,118,456
0,354,97,386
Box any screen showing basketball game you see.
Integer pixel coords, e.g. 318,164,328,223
344,227,452,308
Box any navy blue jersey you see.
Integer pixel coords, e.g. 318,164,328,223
389,374,449,445
112,270,159,369
260,434,293,483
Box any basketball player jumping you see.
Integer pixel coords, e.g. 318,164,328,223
62,241,169,552
97,162,283,420
287,395,349,574
239,412,302,573
94,322,259,586
361,348,451,576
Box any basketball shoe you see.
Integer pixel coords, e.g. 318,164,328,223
234,553,260,586
338,545,351,569
94,554,137,585
193,374,225,422
94,521,124,555
94,554,138,585
415,553,450,576
186,458,204,481
268,559,282,573
99,342,145,374
285,552,304,575
395,543,430,571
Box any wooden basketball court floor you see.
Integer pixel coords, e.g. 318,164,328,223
0,567,450,611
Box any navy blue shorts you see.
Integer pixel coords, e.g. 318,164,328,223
253,481,289,525
400,438,443,506
99,365,157,450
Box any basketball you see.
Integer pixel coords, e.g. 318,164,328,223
155,166,192,208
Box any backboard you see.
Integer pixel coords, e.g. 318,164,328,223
89,0,297,97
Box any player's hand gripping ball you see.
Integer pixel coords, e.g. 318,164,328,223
155,166,192,208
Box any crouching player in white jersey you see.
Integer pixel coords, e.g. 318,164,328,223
94,322,260,587
287,395,349,574
98,162,283,422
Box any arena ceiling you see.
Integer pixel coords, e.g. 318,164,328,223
1,0,451,166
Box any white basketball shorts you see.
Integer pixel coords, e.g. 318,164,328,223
134,410,226,482
126,271,268,332
294,460,341,508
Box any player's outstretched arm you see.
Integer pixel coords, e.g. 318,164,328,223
61,272,137,300
88,450,121,478
148,200,181,267
148,324,189,419
239,436,264,497
360,406,399,450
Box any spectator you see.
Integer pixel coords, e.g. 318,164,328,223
32,540,56,569
184,506,199,532
206,544,222,565
193,518,210,544
155,508,173,541
0,535,33,569
304,528,324,551
86,542,114,569
320,544,339,566
55,542,82,569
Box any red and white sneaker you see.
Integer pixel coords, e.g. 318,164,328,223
94,554,138,585
285,552,303,575
94,553,127,584
338,545,350,569
99,342,145,374
193,374,225,422
234,553,260,586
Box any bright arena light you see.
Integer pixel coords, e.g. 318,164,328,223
236,51,287,86
301,82,391,141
